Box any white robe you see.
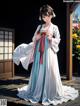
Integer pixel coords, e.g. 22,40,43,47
13,23,79,105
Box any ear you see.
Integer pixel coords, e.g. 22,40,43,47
50,15,53,19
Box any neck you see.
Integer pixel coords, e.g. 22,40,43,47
45,22,51,26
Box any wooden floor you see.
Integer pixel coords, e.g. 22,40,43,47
0,75,80,106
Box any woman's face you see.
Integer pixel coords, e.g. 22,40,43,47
42,15,52,23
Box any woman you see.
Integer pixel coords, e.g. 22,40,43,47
13,4,79,105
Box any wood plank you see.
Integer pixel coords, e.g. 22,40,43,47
66,4,72,80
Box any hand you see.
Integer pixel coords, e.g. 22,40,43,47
46,31,52,36
47,35,52,41
46,32,52,40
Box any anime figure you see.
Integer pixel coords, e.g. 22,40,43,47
13,4,79,106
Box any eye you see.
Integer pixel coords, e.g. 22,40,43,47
42,15,46,19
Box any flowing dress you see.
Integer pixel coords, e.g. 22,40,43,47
13,23,79,105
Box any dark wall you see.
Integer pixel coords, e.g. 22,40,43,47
0,0,67,75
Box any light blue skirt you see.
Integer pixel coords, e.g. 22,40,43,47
17,37,50,103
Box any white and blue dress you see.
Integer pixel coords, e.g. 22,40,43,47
13,23,79,105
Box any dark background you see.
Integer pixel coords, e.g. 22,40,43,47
0,0,67,76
